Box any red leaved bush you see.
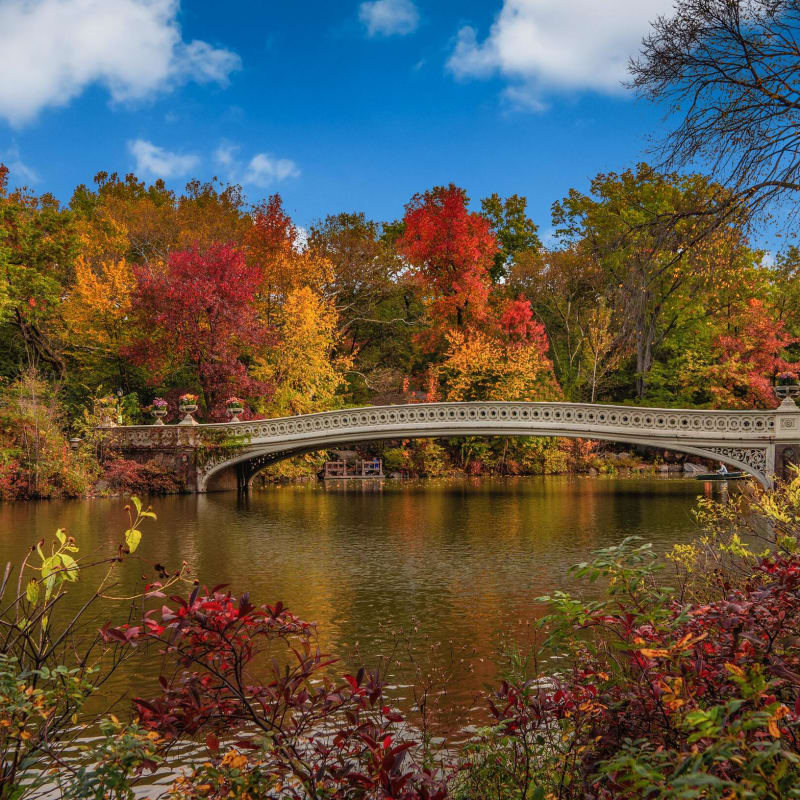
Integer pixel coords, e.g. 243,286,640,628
0,457,33,500
484,551,800,798
103,586,447,799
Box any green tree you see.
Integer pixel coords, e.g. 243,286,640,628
509,244,606,399
770,247,800,347
0,165,78,380
308,212,418,399
553,164,752,399
480,193,541,282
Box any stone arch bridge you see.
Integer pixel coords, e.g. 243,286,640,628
101,399,800,492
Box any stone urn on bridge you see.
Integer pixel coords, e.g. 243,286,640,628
226,396,245,422
151,397,169,425
178,393,200,426
775,372,800,408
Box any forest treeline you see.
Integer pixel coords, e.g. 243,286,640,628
1,162,798,496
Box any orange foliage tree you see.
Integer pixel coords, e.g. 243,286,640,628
245,195,332,326
62,256,136,388
704,298,799,408
439,326,559,403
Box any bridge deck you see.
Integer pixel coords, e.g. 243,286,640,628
102,400,800,491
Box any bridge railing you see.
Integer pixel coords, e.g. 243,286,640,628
97,400,800,491
100,400,786,448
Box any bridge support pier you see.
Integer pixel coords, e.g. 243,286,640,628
236,463,250,494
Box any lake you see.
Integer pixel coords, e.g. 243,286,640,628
1,476,711,714
0,476,714,789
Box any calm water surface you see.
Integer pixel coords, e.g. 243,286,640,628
0,477,711,728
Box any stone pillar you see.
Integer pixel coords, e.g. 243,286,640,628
772,397,800,484
776,445,799,481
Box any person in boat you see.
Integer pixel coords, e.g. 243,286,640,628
717,463,729,476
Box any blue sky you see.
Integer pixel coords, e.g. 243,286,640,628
0,0,676,236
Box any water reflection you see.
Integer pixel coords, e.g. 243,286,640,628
0,477,707,726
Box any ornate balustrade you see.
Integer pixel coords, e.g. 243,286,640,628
101,400,800,491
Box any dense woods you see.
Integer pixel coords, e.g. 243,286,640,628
1,162,798,496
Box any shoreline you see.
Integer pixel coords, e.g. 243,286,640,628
0,468,715,504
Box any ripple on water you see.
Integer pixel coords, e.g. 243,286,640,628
0,476,709,787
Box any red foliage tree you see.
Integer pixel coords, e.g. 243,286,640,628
125,244,271,412
398,185,497,337
245,193,297,259
708,298,799,408
499,296,550,352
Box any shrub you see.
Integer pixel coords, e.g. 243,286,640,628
104,587,449,799
258,450,327,481
411,440,451,477
383,445,411,474
562,438,599,472
12,471,800,799
0,498,171,798
102,457,184,494
455,494,800,799
0,371,98,500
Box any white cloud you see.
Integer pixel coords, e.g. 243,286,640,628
503,84,548,113
359,0,419,37
213,141,300,188
2,144,39,184
128,139,199,178
0,0,241,126
245,154,300,187
447,0,672,108
214,141,239,169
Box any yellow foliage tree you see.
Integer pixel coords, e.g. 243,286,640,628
439,329,560,402
62,255,136,386
251,286,351,416
257,245,334,326
581,299,624,403
73,209,130,264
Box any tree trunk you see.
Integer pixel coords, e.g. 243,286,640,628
14,308,66,380
635,324,655,400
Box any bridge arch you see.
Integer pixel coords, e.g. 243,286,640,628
202,433,769,492
196,401,784,491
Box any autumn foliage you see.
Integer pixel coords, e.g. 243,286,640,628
707,298,800,408
70,477,800,798
102,586,447,799
399,185,496,335
0,164,799,493
454,475,800,799
125,244,270,414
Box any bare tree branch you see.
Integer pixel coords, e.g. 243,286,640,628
630,0,800,219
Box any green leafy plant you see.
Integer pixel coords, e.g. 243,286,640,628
0,497,184,799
